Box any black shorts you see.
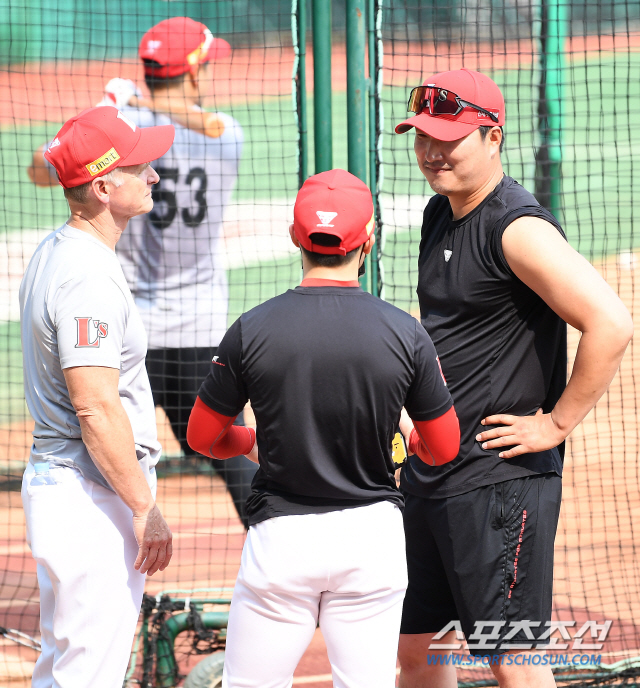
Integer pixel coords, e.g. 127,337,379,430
400,473,562,655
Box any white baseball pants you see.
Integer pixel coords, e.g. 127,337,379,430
22,462,156,688
223,500,408,688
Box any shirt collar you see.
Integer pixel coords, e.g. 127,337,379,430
299,278,361,287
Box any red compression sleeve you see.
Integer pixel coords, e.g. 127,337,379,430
187,397,256,460
409,406,460,466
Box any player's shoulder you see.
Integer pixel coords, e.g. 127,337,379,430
495,176,565,234
371,296,423,335
239,289,296,322
49,228,123,285
495,175,541,209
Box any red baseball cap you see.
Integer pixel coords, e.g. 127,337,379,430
293,170,375,256
44,106,175,189
395,69,505,141
139,17,232,79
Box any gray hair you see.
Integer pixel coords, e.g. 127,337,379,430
63,167,125,204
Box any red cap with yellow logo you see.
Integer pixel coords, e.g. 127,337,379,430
44,106,175,189
293,169,375,256
139,17,231,79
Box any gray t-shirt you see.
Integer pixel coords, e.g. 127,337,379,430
19,224,161,489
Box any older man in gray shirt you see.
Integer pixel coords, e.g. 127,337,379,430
20,106,174,688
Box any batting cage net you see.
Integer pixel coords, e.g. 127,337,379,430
377,0,640,685
1,1,300,685
1,0,639,686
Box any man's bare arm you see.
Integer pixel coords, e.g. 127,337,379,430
477,216,633,458
63,366,172,574
130,95,225,138
28,144,58,187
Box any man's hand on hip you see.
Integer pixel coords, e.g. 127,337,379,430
132,504,173,576
476,408,566,459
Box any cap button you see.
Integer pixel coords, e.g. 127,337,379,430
327,182,336,190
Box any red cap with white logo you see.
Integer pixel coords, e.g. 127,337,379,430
293,169,375,256
395,69,505,141
139,17,231,79
44,106,175,189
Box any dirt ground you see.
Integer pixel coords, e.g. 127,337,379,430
1,250,639,685
2,33,638,126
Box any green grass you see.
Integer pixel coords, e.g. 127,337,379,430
1,52,639,421
380,52,640,311
384,53,640,257
0,321,28,422
0,93,351,232
228,254,300,324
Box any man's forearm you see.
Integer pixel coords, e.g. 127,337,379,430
28,145,58,187
131,96,225,138
78,401,155,516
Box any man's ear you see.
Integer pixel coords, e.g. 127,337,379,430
191,62,200,81
289,223,301,248
489,126,502,152
362,233,376,255
91,178,111,206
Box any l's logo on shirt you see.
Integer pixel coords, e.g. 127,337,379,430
75,317,109,348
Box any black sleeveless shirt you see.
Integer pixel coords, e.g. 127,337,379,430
401,176,567,499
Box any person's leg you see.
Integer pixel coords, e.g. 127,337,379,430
164,346,257,527
22,466,56,688
318,501,408,688
223,516,324,688
145,348,171,410
487,474,562,688
415,475,562,688
491,651,556,688
30,564,55,688
397,492,460,688
398,632,459,688
22,463,146,688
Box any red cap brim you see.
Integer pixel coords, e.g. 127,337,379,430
120,125,175,166
395,113,481,141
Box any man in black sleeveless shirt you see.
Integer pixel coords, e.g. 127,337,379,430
394,69,633,687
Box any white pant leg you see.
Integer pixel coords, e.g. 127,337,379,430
31,564,55,688
22,464,155,688
319,502,408,688
223,516,322,688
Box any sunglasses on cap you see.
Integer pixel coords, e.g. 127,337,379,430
407,84,499,123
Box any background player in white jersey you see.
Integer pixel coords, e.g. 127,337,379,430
20,106,174,688
28,17,257,527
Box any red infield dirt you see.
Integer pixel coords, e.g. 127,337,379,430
1,251,639,685
1,33,638,127
1,32,639,684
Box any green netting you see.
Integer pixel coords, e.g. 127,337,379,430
1,0,640,685
377,1,640,684
0,2,301,685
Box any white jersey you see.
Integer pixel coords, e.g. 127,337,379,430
116,106,243,349
19,224,161,490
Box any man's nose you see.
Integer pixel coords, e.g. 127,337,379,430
423,139,442,163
